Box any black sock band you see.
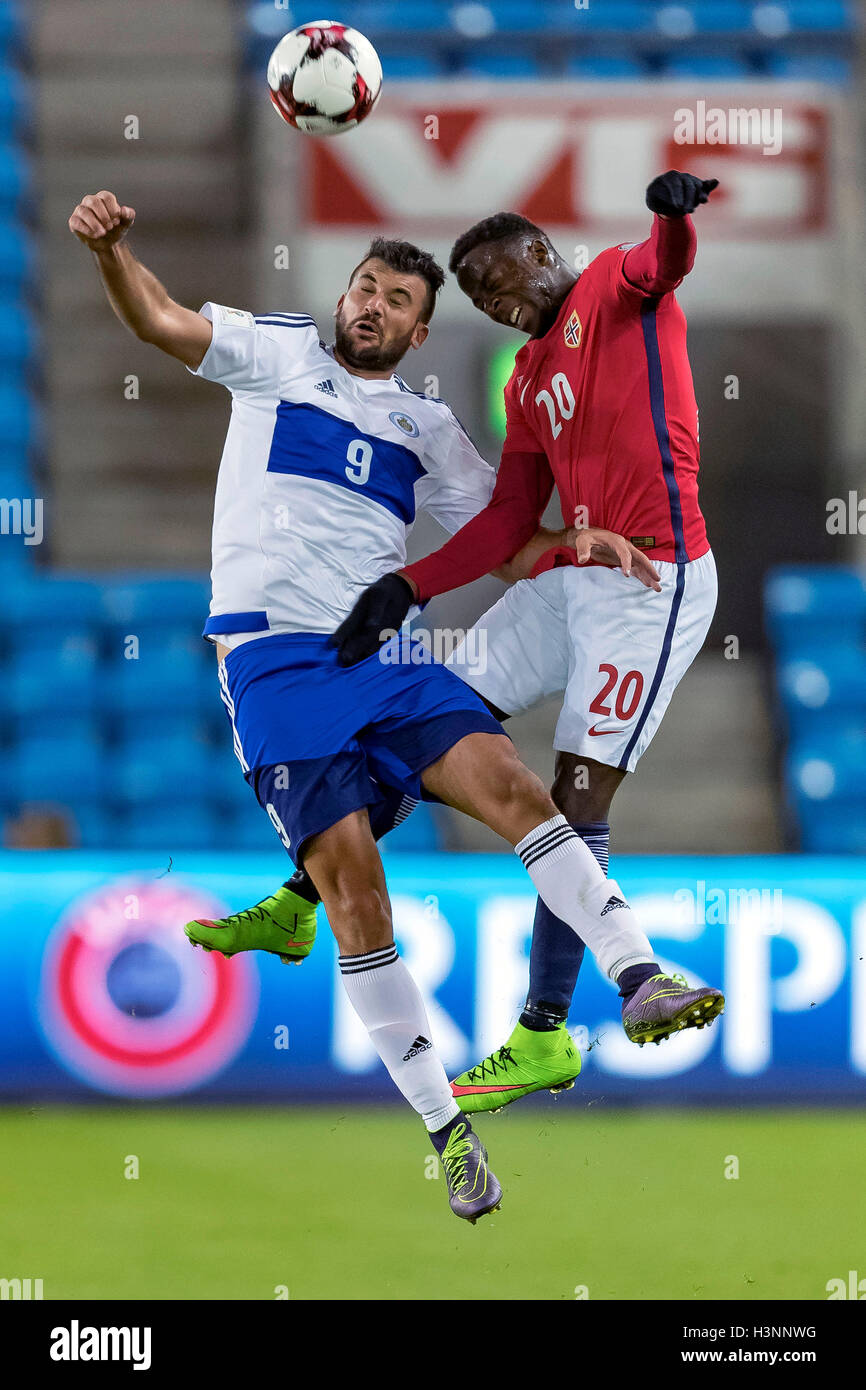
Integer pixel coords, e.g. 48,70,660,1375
519,1000,567,1032
284,868,321,906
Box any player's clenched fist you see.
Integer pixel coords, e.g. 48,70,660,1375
68,191,135,250
645,171,718,218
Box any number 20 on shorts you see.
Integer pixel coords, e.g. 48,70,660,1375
590,663,645,723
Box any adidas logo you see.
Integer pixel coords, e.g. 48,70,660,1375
314,379,337,397
403,1034,432,1062
600,895,627,916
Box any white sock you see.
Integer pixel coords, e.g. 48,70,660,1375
338,944,460,1132
515,815,654,980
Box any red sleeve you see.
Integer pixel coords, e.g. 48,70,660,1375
621,213,697,297
402,449,554,602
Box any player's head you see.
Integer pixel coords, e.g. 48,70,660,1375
449,212,573,338
335,238,445,373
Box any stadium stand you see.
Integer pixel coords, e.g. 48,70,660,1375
766,566,866,852
246,1,858,80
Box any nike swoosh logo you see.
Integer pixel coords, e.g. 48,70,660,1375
450,1082,527,1096
587,725,617,737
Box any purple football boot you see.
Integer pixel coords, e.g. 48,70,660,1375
439,1120,502,1224
622,973,725,1046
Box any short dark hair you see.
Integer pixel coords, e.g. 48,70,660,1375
349,237,445,323
449,212,546,275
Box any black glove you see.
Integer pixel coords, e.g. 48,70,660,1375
646,170,718,218
329,572,415,667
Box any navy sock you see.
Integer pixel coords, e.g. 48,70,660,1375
519,822,609,1031
617,962,661,1001
430,1111,471,1153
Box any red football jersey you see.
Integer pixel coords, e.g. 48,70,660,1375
505,243,709,568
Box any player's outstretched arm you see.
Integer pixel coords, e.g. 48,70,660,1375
68,191,212,369
622,171,718,296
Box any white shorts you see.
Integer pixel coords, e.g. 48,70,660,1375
447,551,717,774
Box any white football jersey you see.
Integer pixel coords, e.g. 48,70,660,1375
189,304,496,644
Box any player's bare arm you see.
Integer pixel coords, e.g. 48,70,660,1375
491,526,565,583
68,191,212,369
491,525,661,591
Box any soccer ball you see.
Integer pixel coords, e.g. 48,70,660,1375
267,19,383,136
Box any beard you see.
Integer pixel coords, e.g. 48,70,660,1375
333,308,415,374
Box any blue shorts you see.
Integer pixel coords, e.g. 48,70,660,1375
219,632,504,864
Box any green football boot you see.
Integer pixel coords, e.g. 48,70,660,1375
450,1021,581,1114
184,881,318,965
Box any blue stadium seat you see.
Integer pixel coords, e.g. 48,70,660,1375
566,52,646,77
213,748,250,805
376,48,443,78
662,52,753,77
686,2,754,32
115,733,212,806
764,53,851,82
0,542,29,592
786,732,866,805
11,731,106,804
100,576,210,638
0,460,31,500
0,385,35,448
0,304,36,364
777,647,866,736
4,634,100,716
457,1,576,34
765,566,866,653
0,68,28,136
222,795,270,850
551,1,651,31
245,2,300,41
0,220,32,289
121,802,218,851
0,5,23,58
343,2,450,33
0,144,29,204
783,1,855,31
8,579,105,648
113,710,214,745
106,634,212,715
797,807,866,854
460,52,543,78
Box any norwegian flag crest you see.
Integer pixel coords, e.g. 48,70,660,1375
564,311,582,349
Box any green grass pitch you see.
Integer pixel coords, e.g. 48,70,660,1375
1,1105,862,1301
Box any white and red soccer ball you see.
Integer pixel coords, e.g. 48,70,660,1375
267,19,383,136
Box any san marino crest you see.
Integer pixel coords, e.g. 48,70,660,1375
563,311,582,349
389,410,420,438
